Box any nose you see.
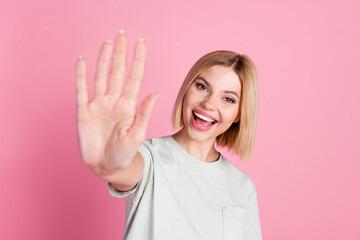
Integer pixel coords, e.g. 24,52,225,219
200,94,217,111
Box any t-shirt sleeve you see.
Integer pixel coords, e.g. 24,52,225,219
244,179,262,239
107,143,152,199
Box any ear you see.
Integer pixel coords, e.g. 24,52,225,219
234,115,240,123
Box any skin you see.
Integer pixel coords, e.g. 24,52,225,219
172,65,241,163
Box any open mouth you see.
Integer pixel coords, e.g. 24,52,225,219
192,111,218,125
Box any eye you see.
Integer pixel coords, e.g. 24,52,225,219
224,97,235,103
196,83,207,91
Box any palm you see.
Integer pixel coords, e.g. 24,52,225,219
75,33,157,174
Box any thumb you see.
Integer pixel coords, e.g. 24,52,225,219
129,91,159,139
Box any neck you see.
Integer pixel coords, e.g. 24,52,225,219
171,129,220,163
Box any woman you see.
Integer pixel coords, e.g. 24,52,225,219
75,30,262,240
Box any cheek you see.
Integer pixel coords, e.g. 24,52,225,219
182,92,194,119
183,90,201,107
182,94,191,112
220,106,239,121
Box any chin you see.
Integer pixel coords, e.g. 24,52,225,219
184,124,218,143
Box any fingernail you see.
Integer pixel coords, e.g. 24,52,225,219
79,55,84,59
155,91,159,98
138,37,145,42
106,39,112,43
119,29,125,34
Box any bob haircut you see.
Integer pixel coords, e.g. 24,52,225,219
172,50,259,160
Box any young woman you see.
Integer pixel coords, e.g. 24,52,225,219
75,30,262,240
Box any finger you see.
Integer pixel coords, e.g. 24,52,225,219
130,92,159,140
123,38,146,105
108,30,128,97
94,40,113,98
75,56,88,110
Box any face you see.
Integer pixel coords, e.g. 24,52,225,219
182,65,241,143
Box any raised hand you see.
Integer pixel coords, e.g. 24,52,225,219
75,31,158,176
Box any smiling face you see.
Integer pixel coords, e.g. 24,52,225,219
181,65,241,143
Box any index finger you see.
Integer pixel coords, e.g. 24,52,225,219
123,38,146,105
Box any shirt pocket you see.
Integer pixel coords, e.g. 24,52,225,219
221,205,246,240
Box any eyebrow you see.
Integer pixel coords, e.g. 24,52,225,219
195,76,240,99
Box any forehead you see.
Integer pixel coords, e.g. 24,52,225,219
198,65,241,90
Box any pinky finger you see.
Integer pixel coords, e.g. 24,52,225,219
75,56,89,110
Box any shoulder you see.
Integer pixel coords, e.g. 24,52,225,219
142,136,172,149
144,136,170,145
220,156,257,193
139,136,174,157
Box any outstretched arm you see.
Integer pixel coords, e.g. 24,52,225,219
75,31,158,190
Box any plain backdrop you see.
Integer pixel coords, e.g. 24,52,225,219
1,0,359,239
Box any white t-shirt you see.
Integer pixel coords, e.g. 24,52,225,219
108,136,262,240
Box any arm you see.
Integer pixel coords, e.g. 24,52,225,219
98,151,144,192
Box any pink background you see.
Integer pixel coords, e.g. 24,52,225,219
1,0,359,239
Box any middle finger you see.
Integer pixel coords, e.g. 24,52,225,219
108,30,128,97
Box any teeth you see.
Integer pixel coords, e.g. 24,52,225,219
194,112,215,122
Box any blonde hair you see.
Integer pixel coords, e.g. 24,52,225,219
172,50,259,160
